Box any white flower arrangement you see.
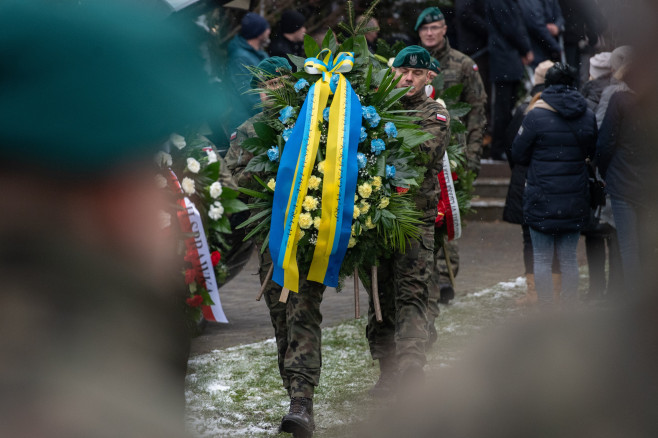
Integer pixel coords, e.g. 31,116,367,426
209,181,223,199
187,157,201,174
182,177,196,195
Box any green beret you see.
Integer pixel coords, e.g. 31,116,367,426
0,0,220,175
250,57,293,89
392,46,432,70
430,57,442,74
415,7,445,31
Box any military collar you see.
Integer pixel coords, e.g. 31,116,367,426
401,89,429,107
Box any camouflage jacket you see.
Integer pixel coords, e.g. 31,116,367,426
427,38,487,175
224,113,264,189
401,91,451,222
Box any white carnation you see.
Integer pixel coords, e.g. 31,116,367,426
209,181,223,199
182,177,196,195
208,202,224,220
206,149,218,164
170,133,186,150
450,159,457,170
158,211,172,229
187,157,201,174
155,151,172,168
154,174,168,189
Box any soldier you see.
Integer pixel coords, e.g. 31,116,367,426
366,46,451,397
415,7,487,333
225,57,323,438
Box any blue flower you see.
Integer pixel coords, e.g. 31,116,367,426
371,138,386,155
359,126,367,143
279,106,295,124
267,146,279,162
323,107,331,122
357,152,367,169
330,74,340,92
362,105,381,128
384,122,398,139
282,127,293,142
294,78,309,92
386,164,396,178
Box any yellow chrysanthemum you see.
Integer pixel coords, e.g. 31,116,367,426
378,197,390,209
298,212,313,229
302,195,319,211
372,176,382,191
267,178,276,191
297,229,305,241
365,216,376,230
348,237,357,248
353,205,361,219
360,202,370,215
308,175,322,190
313,216,321,230
358,182,372,199
354,194,359,202
317,160,325,174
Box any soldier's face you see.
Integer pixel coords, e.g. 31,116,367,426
393,67,429,97
418,20,447,49
259,77,285,105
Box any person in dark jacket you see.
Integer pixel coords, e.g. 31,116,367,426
268,9,306,63
518,0,564,67
512,63,597,307
486,0,534,160
596,76,650,295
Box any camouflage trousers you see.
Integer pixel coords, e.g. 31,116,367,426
365,223,434,373
428,234,460,322
258,248,326,399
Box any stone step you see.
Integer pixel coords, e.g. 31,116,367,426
472,177,510,199
465,196,506,222
478,159,511,179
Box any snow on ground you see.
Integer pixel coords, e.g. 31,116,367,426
185,277,529,437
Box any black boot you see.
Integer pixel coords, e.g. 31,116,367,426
439,285,455,304
281,397,314,437
368,357,397,398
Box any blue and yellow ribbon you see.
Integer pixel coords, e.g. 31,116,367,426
269,49,361,292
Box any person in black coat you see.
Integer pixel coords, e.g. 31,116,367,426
596,80,651,295
512,63,597,307
486,0,534,160
268,9,306,63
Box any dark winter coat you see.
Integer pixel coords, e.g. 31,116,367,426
518,0,564,65
512,85,597,233
268,35,304,64
485,0,532,82
596,91,649,207
581,74,611,111
455,0,488,56
226,35,269,130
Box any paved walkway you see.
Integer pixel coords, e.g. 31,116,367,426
190,220,561,356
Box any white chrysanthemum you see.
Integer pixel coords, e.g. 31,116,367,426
187,157,201,174
170,133,186,149
209,181,223,199
155,174,168,189
182,177,195,195
208,202,224,220
158,211,171,229
155,151,172,167
207,150,218,164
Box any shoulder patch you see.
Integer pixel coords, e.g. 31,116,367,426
436,113,447,122
473,64,479,72
230,131,237,141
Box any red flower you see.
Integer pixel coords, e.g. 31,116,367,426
451,172,458,182
184,250,196,263
211,251,221,267
395,186,409,194
186,294,203,308
184,268,195,284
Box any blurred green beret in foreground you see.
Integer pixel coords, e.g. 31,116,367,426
250,56,293,89
0,0,220,174
392,46,432,70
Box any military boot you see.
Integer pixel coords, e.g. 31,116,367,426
369,357,397,398
280,397,314,437
439,285,455,304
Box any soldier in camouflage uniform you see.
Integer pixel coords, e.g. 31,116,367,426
366,46,451,397
416,7,487,335
224,57,323,437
